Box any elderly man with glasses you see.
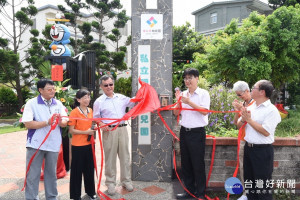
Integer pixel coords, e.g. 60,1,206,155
232,81,255,200
93,75,135,196
238,80,281,200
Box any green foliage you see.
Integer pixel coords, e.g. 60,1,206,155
173,22,205,61
0,50,19,83
0,87,18,105
0,126,25,134
114,77,132,97
58,0,89,55
172,22,207,93
269,0,300,9
197,7,300,89
275,108,300,137
0,38,8,47
262,5,300,88
286,82,300,106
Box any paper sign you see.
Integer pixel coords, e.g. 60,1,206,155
51,65,63,81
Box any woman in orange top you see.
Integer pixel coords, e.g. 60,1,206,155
68,89,96,200
232,81,255,200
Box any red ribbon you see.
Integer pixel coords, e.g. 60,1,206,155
22,81,241,200
94,125,126,200
22,114,60,191
226,122,246,200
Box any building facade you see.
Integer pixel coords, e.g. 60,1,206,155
192,0,273,35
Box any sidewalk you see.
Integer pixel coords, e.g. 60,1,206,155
0,130,183,200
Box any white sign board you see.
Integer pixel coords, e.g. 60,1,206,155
141,14,163,40
138,45,151,145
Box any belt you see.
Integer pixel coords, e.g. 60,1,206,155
181,126,203,132
246,142,271,148
108,124,127,128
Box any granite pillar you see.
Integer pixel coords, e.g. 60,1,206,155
131,0,173,182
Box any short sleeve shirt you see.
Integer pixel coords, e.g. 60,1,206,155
244,100,281,144
68,107,93,146
180,87,210,128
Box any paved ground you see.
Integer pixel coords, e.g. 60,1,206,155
0,130,187,200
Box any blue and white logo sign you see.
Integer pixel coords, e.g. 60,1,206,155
225,177,243,194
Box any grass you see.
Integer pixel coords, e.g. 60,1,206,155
0,115,19,119
275,109,300,137
0,125,25,134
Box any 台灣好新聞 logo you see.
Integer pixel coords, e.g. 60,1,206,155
225,177,243,194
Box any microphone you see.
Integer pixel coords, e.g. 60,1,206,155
88,123,96,141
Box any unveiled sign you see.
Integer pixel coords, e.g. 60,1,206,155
138,45,151,145
141,14,163,40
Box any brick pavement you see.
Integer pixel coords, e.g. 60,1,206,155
0,130,179,200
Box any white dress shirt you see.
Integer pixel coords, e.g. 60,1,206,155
93,93,134,124
244,100,281,144
180,87,210,128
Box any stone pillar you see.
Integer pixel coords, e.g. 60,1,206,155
131,0,173,182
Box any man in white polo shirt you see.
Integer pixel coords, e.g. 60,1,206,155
93,75,135,196
174,68,210,200
22,78,68,200
238,80,281,200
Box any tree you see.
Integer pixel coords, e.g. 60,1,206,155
263,5,300,88
172,22,206,90
86,0,129,98
107,9,130,71
268,0,300,9
58,0,89,55
197,6,300,89
0,0,38,108
25,25,53,80
203,12,272,86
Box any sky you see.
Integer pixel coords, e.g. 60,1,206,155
0,0,269,38
30,0,269,28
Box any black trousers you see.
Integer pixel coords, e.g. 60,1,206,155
70,145,96,199
244,143,274,200
180,126,206,196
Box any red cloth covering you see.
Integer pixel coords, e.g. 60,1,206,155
275,104,288,114
123,77,161,119
103,77,161,129
40,144,66,180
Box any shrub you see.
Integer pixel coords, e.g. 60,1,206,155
275,108,300,137
0,86,18,105
206,84,237,134
114,76,132,97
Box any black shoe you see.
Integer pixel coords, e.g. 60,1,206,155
88,194,97,200
176,192,192,199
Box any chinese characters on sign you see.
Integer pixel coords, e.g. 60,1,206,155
51,65,63,81
244,179,296,194
138,45,151,145
141,14,163,40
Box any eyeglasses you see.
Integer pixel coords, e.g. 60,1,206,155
43,88,55,92
236,91,245,97
103,83,114,87
251,87,259,91
184,77,194,81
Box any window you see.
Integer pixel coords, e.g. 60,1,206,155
210,12,217,24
